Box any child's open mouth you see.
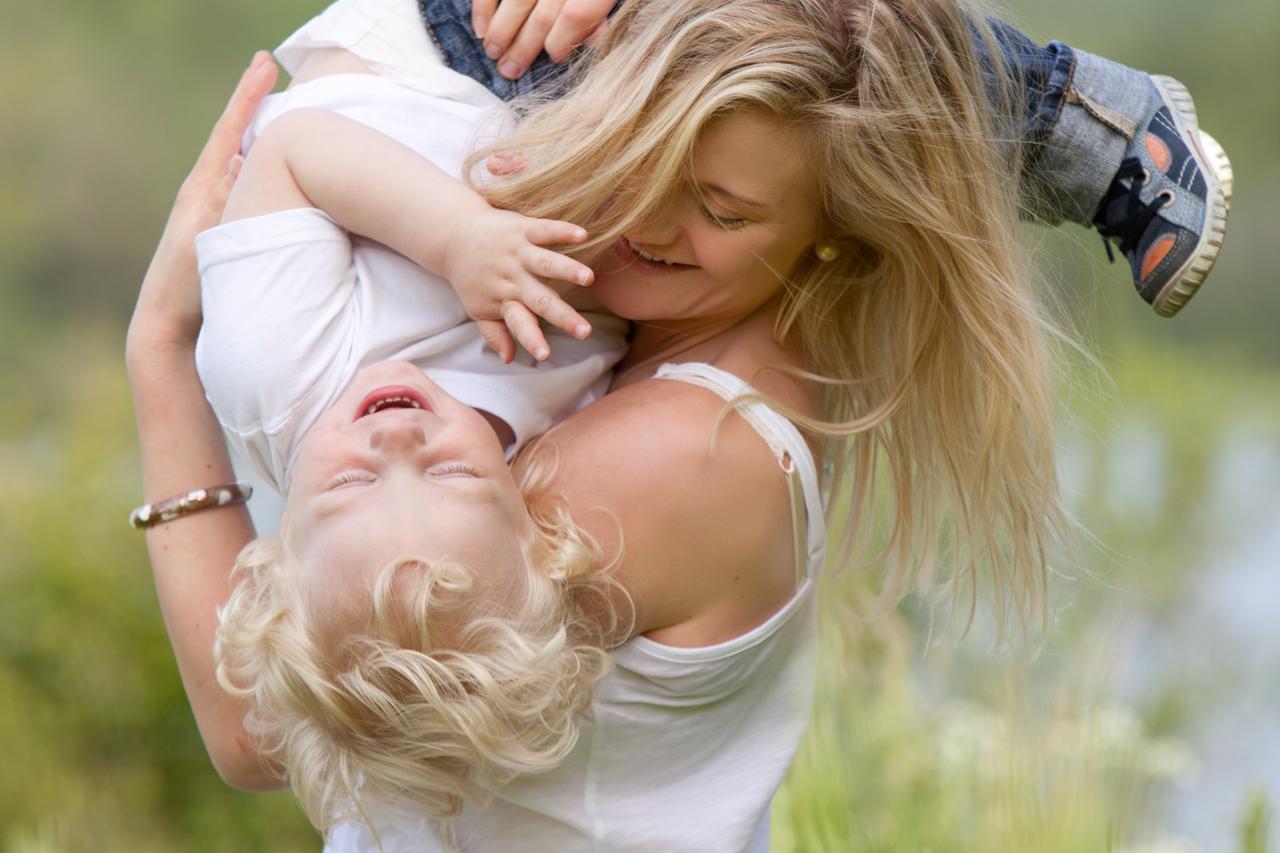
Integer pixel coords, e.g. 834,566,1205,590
353,385,433,421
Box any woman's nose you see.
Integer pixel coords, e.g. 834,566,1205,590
367,417,427,454
628,198,684,247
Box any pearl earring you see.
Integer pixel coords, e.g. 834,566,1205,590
815,243,840,262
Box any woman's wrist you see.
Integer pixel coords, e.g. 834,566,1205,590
133,232,204,326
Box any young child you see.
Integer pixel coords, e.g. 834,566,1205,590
191,2,630,834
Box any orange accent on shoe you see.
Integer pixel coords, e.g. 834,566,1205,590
1147,133,1172,173
1141,235,1176,281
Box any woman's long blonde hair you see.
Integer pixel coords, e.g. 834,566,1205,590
473,0,1068,636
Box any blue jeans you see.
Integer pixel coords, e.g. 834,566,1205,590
418,0,1154,225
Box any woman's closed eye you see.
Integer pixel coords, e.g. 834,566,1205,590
699,204,749,230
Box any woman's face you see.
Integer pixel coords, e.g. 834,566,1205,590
588,111,821,325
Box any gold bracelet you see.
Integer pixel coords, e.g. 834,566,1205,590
129,482,253,529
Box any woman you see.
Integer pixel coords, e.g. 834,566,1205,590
130,1,1065,849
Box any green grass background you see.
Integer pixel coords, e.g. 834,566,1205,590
2,1,1277,849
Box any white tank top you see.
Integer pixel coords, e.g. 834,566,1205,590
327,363,826,852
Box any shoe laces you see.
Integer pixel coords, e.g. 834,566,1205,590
1097,157,1165,263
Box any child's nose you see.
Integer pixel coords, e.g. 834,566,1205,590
367,417,427,454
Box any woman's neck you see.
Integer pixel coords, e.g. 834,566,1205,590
612,298,791,391
621,318,732,370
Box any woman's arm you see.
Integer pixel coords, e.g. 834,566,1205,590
127,52,285,792
223,106,594,363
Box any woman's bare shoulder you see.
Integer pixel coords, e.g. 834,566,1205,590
540,377,800,646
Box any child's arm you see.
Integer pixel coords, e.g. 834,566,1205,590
128,53,286,792
223,107,595,364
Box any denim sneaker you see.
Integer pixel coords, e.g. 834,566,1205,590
1092,75,1232,317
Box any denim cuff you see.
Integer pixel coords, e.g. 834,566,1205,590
1031,47,1155,224
1025,40,1077,149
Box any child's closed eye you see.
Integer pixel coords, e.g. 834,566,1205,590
323,464,481,491
427,462,481,479
326,471,377,490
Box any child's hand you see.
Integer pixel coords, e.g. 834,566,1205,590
444,207,595,364
474,0,614,79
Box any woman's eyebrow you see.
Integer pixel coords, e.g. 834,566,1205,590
703,182,770,211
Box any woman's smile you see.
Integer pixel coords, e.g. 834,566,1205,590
612,236,697,274
587,111,819,327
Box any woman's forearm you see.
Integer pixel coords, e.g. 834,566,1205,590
125,52,286,791
127,338,282,791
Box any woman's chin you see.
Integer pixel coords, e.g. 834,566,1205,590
587,274,674,322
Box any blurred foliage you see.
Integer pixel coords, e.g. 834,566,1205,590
1240,789,1273,853
0,0,319,329
0,330,316,849
772,344,1280,852
775,604,1193,852
2,0,1277,850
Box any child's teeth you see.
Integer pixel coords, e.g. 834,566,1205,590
365,396,423,416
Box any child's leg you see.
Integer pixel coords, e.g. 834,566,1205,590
983,22,1158,227
983,20,1232,316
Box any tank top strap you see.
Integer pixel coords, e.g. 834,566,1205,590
653,362,825,584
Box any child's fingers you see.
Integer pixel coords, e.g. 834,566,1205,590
486,152,528,176
496,2,558,78
477,318,517,364
501,300,551,362
472,0,497,38
522,245,593,286
483,0,543,65
527,218,588,248
544,0,615,62
518,280,592,340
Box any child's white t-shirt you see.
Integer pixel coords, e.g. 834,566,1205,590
194,70,628,493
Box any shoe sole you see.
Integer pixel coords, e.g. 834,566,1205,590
1148,75,1232,318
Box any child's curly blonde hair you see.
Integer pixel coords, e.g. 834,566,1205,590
213,443,621,833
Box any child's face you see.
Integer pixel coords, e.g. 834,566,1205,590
589,110,821,325
283,361,531,632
